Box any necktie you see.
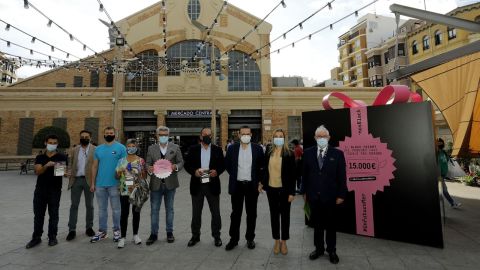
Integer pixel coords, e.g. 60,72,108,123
317,149,324,170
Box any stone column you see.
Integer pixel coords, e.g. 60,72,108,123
219,109,230,149
155,109,167,127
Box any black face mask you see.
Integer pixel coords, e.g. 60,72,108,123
80,138,90,146
202,136,212,145
104,135,115,142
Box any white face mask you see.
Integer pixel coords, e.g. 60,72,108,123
240,135,251,144
46,144,58,152
316,138,328,149
273,137,284,147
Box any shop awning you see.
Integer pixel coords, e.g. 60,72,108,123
410,51,480,157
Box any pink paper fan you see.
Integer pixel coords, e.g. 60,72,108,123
153,159,173,179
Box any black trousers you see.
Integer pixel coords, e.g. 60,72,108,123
229,181,259,242
191,184,221,239
120,195,140,238
310,200,337,253
266,187,291,240
33,187,61,239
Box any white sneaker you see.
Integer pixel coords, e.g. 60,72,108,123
133,234,142,245
117,238,125,249
452,202,462,209
113,230,121,242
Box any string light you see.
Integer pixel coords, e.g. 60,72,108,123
5,24,10,31
31,37,36,43
299,23,303,30
99,3,104,12
24,0,29,9
281,1,286,8
69,34,74,41
47,20,52,27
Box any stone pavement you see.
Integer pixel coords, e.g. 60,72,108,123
0,170,479,270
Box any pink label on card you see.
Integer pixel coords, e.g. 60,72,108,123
338,106,396,237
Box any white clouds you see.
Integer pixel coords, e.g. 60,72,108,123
0,0,458,82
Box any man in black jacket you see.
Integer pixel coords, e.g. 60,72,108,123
185,127,226,247
224,125,265,250
302,125,347,264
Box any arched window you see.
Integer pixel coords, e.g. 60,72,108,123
166,40,220,76
228,51,261,91
124,49,158,92
422,36,430,50
187,0,201,21
412,40,418,55
448,27,456,40
434,30,442,45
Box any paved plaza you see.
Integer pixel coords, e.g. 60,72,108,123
0,170,479,269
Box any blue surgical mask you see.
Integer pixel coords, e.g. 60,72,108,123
273,138,284,147
127,147,137,155
316,138,328,149
158,136,169,144
46,144,57,152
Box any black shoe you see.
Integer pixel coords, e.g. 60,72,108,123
328,252,339,264
214,237,222,247
146,234,157,246
247,240,256,249
48,237,58,246
225,240,238,251
85,228,95,237
26,238,41,249
309,249,324,260
187,237,200,247
167,232,175,243
66,231,76,241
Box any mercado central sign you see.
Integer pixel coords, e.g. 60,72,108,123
167,110,214,118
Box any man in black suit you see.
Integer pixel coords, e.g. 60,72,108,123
302,125,347,264
225,125,265,250
185,127,225,247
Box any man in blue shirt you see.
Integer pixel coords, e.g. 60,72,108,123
89,127,127,244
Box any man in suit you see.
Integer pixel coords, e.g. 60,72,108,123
302,125,347,264
146,126,184,245
66,130,96,241
224,125,265,250
185,127,226,247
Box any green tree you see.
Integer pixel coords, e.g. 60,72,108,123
32,126,70,149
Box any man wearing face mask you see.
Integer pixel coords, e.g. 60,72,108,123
90,127,127,245
145,126,184,245
224,125,265,251
66,130,96,241
26,134,67,249
185,127,225,247
302,125,347,264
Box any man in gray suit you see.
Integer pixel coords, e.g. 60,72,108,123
146,126,184,245
66,130,96,241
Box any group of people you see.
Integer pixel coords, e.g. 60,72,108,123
26,124,347,265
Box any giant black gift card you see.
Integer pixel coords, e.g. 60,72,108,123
302,102,443,248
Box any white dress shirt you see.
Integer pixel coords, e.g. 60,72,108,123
76,144,90,177
237,143,252,181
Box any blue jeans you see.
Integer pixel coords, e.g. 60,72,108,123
150,184,176,235
96,186,121,232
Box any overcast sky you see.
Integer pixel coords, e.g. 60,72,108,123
0,0,473,84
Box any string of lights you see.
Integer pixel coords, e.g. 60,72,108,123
0,37,72,62
221,0,287,57
250,0,338,58
0,19,80,59
23,0,100,57
96,0,136,54
206,1,228,39
264,0,379,58
161,0,168,51
0,52,67,68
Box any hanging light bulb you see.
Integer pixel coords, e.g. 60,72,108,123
6,41,10,47
355,10,359,17
299,23,303,30
24,0,29,9
66,53,70,58
224,1,228,7
5,24,10,31
214,19,218,26
281,1,286,8
51,45,54,52
83,44,87,51
99,3,104,12
161,1,166,10
31,37,36,43
292,42,295,48
47,20,53,27
330,24,333,30
48,55,51,60
308,34,312,40
277,49,280,54
283,33,286,39
328,2,332,10
30,49,33,55
69,34,74,41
